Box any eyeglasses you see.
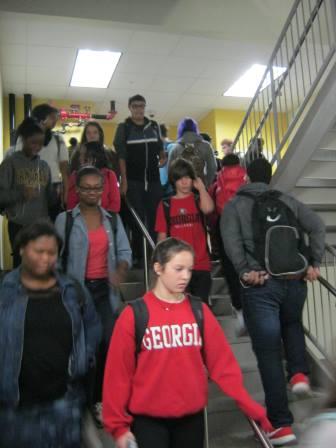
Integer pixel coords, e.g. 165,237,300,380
78,186,103,193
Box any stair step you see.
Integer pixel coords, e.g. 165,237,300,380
311,149,336,162
210,296,232,316
211,277,229,295
296,178,336,188
307,203,336,211
217,315,250,343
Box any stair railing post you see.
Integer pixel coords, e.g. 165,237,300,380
143,236,150,291
269,64,281,164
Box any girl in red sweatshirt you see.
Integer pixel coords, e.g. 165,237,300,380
103,238,271,448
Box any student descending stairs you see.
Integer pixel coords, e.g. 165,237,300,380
83,262,323,448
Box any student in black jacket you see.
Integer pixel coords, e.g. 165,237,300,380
114,94,166,262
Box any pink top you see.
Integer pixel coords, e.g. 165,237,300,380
85,225,109,279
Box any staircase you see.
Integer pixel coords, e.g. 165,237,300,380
291,124,336,246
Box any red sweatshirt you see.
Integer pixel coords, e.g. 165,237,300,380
67,167,121,212
103,291,267,440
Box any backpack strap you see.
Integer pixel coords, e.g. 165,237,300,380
62,210,74,271
189,295,204,342
162,197,171,236
129,297,149,355
54,133,61,163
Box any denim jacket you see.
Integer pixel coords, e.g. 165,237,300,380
0,268,102,407
55,205,132,314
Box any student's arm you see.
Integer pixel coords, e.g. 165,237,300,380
202,305,272,431
193,177,214,214
205,144,218,185
106,169,121,213
59,161,69,206
58,136,70,205
103,307,137,440
114,124,128,196
158,149,167,167
66,172,78,209
0,158,23,206
157,232,167,242
154,201,167,241
109,215,132,288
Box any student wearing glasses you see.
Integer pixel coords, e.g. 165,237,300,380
55,166,132,427
113,94,166,264
67,141,120,213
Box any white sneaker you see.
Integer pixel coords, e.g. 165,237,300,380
92,402,103,428
233,307,248,337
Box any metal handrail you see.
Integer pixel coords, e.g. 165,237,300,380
123,197,155,290
247,417,273,448
232,0,336,168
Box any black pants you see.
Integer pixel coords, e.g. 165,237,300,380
132,412,204,448
127,180,162,259
188,270,212,305
85,279,117,403
49,182,64,222
8,221,23,268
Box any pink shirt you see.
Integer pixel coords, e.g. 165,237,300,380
85,225,109,279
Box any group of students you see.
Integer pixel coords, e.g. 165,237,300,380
0,93,331,448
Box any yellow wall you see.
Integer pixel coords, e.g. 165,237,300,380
199,109,247,156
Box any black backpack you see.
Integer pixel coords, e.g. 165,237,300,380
237,189,310,276
129,295,204,356
61,210,117,271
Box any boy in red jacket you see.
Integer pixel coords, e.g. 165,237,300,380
102,238,271,448
155,158,214,304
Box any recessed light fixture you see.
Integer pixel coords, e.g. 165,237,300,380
223,63,287,98
70,49,122,88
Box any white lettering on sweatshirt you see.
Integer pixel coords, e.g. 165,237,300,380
142,323,202,351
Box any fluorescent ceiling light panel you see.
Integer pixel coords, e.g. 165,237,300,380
223,63,286,97
70,49,122,88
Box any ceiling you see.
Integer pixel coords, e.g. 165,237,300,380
0,0,294,125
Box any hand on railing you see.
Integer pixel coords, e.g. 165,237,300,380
304,266,320,282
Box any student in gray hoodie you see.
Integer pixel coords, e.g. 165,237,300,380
0,117,52,267
220,159,325,446
168,117,217,187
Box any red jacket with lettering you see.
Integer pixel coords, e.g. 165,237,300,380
103,291,268,439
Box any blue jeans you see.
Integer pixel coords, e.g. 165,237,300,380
242,278,308,428
0,388,83,448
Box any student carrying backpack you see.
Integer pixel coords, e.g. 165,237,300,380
221,158,325,446
155,158,214,305
168,118,217,187
236,189,310,277
102,238,272,448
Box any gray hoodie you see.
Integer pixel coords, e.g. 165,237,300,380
0,151,52,226
168,131,217,186
220,182,326,278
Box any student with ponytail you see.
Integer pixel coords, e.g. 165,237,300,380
103,237,272,448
